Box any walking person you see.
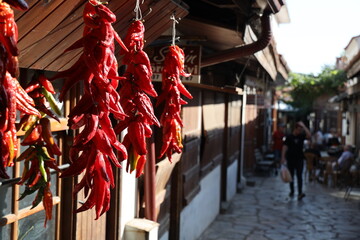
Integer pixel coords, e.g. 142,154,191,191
272,122,285,173
281,121,311,200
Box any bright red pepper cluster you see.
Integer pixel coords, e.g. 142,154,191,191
115,20,160,177
157,45,193,161
53,0,128,219
0,0,35,178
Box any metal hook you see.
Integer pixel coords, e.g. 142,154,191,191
143,7,153,19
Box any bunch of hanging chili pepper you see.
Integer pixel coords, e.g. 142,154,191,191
52,0,128,219
157,45,192,162
114,19,160,178
0,0,33,179
17,74,62,226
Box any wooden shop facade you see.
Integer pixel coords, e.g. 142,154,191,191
0,0,290,239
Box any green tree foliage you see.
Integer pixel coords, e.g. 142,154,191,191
282,65,347,118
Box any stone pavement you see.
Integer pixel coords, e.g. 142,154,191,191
198,174,360,240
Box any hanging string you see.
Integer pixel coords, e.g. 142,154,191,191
134,0,143,20
170,13,179,46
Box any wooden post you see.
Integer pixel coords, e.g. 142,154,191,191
221,94,229,202
144,138,157,221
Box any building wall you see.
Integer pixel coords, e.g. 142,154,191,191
179,165,221,240
226,160,238,201
119,166,138,239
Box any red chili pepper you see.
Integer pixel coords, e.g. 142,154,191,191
36,104,60,123
15,95,41,117
17,157,38,185
76,185,96,214
38,74,55,94
21,124,41,146
93,129,121,168
0,132,10,179
61,149,91,178
28,171,42,187
132,64,158,97
3,130,15,166
83,1,100,29
43,183,53,227
127,120,147,155
73,114,99,146
0,2,18,56
133,92,160,127
40,118,62,156
15,80,36,106
135,155,146,178
122,20,144,53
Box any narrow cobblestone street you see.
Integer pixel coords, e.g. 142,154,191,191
198,174,360,240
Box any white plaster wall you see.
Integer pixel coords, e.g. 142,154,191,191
120,166,138,239
179,165,221,240
226,160,238,201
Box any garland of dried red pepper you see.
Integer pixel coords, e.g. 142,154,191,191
52,0,128,219
0,0,33,178
114,6,160,177
157,16,193,161
17,74,62,226
0,0,63,226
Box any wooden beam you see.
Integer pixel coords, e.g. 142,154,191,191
16,118,68,136
0,197,61,226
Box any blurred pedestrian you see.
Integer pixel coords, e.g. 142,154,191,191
313,128,324,150
281,121,311,200
332,145,354,171
273,122,285,169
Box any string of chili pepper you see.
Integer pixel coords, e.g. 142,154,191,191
156,15,193,162
114,3,160,178
17,73,62,226
0,0,34,179
52,0,128,219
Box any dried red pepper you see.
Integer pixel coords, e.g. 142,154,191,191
157,45,193,161
115,19,159,177
52,0,128,219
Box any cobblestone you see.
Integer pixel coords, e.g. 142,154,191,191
198,175,360,240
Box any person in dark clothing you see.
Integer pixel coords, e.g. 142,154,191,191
273,123,285,162
281,121,311,200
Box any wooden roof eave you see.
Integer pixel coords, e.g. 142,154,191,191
15,0,188,72
345,51,360,78
178,15,286,83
